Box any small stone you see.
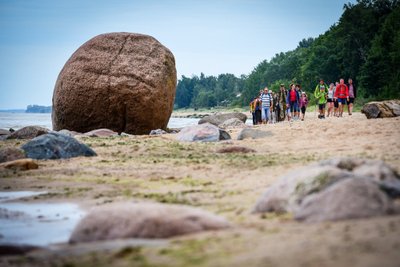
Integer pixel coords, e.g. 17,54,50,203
84,129,118,137
218,118,246,129
0,147,26,163
361,100,400,119
149,129,167,135
7,126,49,140
217,146,256,153
237,128,273,140
0,159,38,171
198,112,247,126
176,123,231,142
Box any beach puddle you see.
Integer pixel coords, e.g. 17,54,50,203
0,191,85,246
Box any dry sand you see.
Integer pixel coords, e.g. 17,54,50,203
0,112,399,267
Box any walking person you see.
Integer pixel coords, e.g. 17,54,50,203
254,97,262,124
314,79,328,119
299,92,309,121
277,84,287,122
334,78,349,117
260,87,273,124
249,97,257,125
326,83,335,117
286,84,299,121
347,78,357,115
333,81,339,116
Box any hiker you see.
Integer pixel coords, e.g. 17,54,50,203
286,84,299,121
314,79,329,119
249,98,257,125
295,84,302,119
334,78,349,117
333,81,339,116
277,84,287,122
272,91,278,124
254,97,262,124
326,83,335,117
347,78,357,115
261,87,273,124
299,92,309,121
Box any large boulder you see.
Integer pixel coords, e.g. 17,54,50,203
69,202,231,243
21,132,96,159
198,112,247,126
52,32,177,135
361,100,400,119
253,158,400,221
295,179,393,222
6,126,49,140
176,123,231,142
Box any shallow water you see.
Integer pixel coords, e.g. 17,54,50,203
0,191,84,246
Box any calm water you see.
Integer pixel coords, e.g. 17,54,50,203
0,112,199,131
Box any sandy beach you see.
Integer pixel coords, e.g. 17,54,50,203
0,111,399,267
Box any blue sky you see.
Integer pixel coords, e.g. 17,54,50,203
0,0,356,109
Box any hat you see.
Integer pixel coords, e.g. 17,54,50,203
280,84,284,87
302,92,306,95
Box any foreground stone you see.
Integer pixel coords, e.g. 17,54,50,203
6,126,49,140
69,202,231,243
0,159,38,171
217,146,256,153
198,112,247,126
0,147,26,163
149,129,167,135
52,32,177,135
253,158,400,222
176,123,231,142
21,132,96,159
237,128,273,140
295,179,393,222
361,100,400,119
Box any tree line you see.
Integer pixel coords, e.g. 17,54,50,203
174,0,400,109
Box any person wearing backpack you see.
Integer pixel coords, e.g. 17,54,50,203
260,87,273,124
254,97,262,124
286,84,299,120
334,78,349,117
299,92,309,121
314,79,329,119
326,83,335,117
277,84,287,122
249,97,257,125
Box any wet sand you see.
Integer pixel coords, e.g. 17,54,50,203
0,112,399,267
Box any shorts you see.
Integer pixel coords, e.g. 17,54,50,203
347,97,354,104
318,103,326,110
301,106,306,114
338,98,347,104
327,99,333,103
334,99,339,108
289,101,298,113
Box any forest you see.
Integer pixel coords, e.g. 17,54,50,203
174,0,400,109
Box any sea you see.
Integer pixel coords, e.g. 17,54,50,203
0,112,200,131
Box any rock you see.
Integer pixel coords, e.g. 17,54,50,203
52,32,177,135
176,123,231,142
253,158,400,216
0,147,26,163
69,202,231,243
237,128,273,140
149,129,167,135
295,179,393,222
58,129,80,137
217,146,256,153
21,132,96,159
198,112,247,126
361,100,400,119
218,118,246,129
6,126,49,140
84,128,118,137
0,129,10,136
0,159,38,171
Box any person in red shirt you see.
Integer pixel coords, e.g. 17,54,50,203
333,78,349,117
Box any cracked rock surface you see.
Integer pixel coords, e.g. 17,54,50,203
52,32,177,135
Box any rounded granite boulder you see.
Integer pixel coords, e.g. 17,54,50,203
52,32,177,135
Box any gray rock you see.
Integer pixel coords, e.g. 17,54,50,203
217,146,256,153
218,118,246,129
21,132,96,159
176,123,231,142
57,129,80,137
295,179,393,222
198,112,247,126
253,158,400,218
0,129,11,136
0,147,26,163
69,202,231,243
149,129,167,135
7,126,49,140
361,100,400,119
237,128,273,140
83,128,118,137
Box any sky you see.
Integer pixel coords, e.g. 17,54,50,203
0,0,356,109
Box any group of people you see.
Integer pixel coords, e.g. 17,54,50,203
249,78,356,125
